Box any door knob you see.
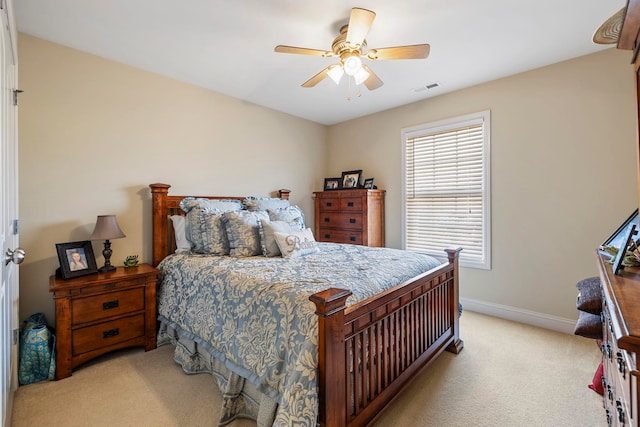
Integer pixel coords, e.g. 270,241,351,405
5,247,25,265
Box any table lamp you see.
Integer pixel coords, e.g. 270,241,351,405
90,214,126,272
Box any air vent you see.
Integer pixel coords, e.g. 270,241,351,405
413,82,440,92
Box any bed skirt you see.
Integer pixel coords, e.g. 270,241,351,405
157,319,278,426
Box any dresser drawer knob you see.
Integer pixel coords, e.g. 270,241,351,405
324,234,331,239
616,352,626,378
103,328,120,339
616,400,625,424
349,218,356,223
102,300,119,310
324,218,330,222
349,236,356,242
347,202,354,207
326,202,332,207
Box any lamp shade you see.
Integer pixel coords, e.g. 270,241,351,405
89,215,126,240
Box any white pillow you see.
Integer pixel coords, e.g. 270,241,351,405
259,219,293,257
170,215,192,253
273,228,320,258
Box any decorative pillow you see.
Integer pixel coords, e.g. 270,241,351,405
222,210,269,257
180,197,242,253
268,205,305,231
201,208,230,255
259,219,293,257
169,215,192,253
576,277,602,315
243,197,290,212
273,228,320,258
588,360,604,396
573,310,602,340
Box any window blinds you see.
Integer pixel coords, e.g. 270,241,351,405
405,118,486,265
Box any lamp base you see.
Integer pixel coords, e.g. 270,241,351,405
98,265,117,273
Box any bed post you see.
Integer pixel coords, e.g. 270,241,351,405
150,183,170,267
278,189,291,200
445,247,464,354
309,287,353,427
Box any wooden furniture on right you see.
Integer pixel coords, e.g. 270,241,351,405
150,183,461,427
596,2,640,426
313,189,385,247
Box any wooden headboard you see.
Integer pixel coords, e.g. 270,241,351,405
149,183,291,267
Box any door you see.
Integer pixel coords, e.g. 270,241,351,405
0,1,20,426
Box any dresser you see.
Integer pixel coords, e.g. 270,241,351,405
314,189,385,247
49,264,159,379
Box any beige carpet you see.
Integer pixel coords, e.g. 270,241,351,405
11,311,606,427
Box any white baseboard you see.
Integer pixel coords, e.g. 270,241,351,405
459,297,577,335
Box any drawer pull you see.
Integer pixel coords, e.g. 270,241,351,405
102,300,119,310
326,202,332,207
324,218,330,222
349,236,356,242
103,328,120,339
347,202,354,207
616,352,626,379
324,234,330,239
616,400,625,424
349,218,356,224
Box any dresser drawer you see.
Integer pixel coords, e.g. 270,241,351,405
318,229,363,245
319,212,363,230
72,287,145,324
340,197,362,211
318,197,341,211
72,314,145,355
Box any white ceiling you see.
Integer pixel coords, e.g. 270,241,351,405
14,0,624,126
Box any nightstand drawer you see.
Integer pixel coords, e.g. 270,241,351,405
72,287,145,324
72,314,145,355
319,213,363,230
318,229,363,245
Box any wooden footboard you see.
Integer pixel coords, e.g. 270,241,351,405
310,248,462,427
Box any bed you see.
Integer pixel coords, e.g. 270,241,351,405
149,183,463,427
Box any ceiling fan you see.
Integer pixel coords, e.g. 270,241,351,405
274,7,430,91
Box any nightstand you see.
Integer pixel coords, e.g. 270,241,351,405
49,264,159,380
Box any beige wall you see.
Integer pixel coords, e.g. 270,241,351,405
18,34,327,323
327,47,637,321
18,33,637,326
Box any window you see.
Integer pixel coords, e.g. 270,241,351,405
402,110,491,269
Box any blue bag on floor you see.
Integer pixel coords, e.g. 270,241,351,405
18,313,56,385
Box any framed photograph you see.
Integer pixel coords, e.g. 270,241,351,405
613,224,637,275
323,177,341,191
341,170,362,189
363,178,375,189
55,240,98,279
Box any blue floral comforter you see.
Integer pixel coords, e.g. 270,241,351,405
157,242,442,426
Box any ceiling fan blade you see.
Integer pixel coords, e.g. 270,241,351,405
366,44,430,60
362,64,383,90
302,66,333,87
274,45,334,57
346,7,376,48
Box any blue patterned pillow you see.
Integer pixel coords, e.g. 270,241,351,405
180,197,242,253
273,228,320,258
259,219,293,257
267,205,305,231
243,197,290,212
222,210,269,257
201,209,230,255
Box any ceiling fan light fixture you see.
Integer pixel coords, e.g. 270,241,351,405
327,65,344,84
353,67,370,85
342,53,362,76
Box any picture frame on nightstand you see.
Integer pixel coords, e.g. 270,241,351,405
55,240,98,279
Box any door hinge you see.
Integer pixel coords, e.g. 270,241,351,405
12,89,23,106
12,219,18,235
12,328,18,345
